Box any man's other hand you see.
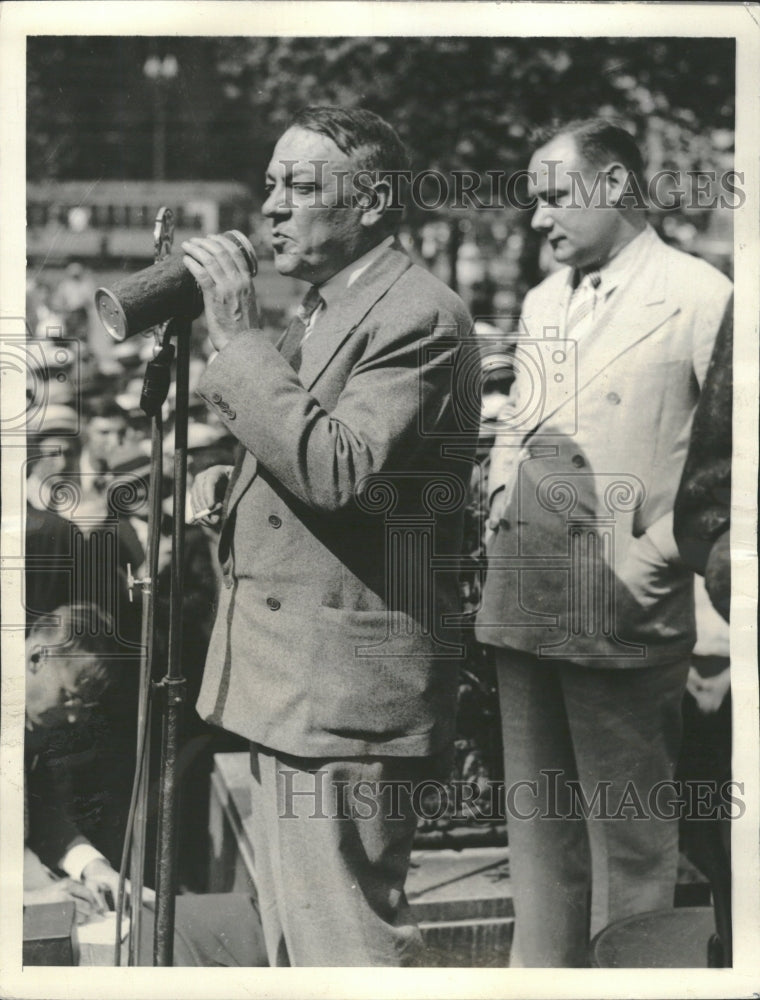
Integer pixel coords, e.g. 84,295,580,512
25,878,104,925
182,234,260,352
81,857,156,912
81,857,121,912
190,464,234,526
686,665,731,715
485,488,509,548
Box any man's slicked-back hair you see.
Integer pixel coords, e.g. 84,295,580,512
30,602,123,698
532,117,646,193
288,105,411,177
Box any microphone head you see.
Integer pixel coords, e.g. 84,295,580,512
94,231,257,342
95,287,130,342
225,231,258,278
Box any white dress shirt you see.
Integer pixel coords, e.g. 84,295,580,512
304,235,395,342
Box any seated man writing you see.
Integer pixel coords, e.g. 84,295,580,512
25,602,266,966
24,603,136,922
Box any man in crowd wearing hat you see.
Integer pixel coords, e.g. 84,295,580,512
26,405,80,512
74,396,144,597
52,260,121,375
475,119,733,966
77,397,130,496
26,394,143,643
184,106,472,966
25,404,82,628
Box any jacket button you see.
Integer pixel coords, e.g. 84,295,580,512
571,454,585,468
606,391,621,405
266,597,281,611
211,392,222,403
226,409,236,420
268,514,282,528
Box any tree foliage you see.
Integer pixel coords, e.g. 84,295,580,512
29,35,735,187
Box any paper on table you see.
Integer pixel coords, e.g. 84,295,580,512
77,910,130,945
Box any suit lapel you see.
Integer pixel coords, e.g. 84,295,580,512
574,229,677,392
298,242,412,391
532,228,679,431
224,242,412,519
521,272,570,341
224,309,307,514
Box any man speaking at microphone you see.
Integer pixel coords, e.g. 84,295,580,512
183,106,471,967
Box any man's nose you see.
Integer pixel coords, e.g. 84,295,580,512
531,202,553,232
262,188,290,219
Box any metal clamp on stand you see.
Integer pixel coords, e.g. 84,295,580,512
126,563,151,604
140,344,175,419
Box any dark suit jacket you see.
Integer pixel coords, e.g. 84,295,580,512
25,504,82,629
195,242,473,757
25,739,88,871
674,298,733,620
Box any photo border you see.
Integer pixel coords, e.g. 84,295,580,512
2,3,758,997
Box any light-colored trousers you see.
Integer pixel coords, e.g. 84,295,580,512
495,649,690,967
247,743,448,966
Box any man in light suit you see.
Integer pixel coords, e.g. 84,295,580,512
475,119,733,966
184,107,472,966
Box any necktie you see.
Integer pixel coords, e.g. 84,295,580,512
565,270,601,340
279,284,324,373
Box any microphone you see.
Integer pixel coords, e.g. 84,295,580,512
94,230,257,342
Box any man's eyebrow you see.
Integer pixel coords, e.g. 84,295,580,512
265,165,321,185
290,165,322,183
535,183,570,198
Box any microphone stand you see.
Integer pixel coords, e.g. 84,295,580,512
112,208,189,966
119,400,162,967
127,408,160,965
152,320,189,966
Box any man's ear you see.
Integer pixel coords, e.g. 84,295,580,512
605,161,643,209
357,178,393,229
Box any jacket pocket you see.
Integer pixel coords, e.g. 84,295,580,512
309,606,457,741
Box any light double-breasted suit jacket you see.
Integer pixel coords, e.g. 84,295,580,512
195,242,474,757
475,226,732,667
